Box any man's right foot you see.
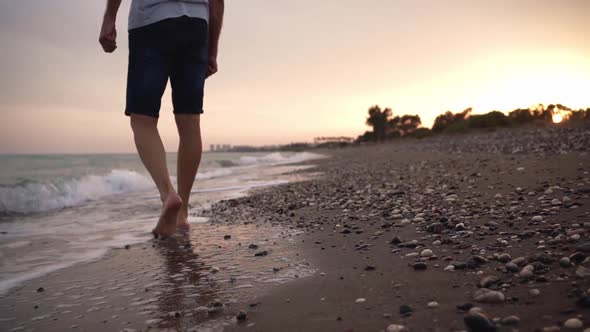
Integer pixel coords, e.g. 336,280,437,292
152,193,182,239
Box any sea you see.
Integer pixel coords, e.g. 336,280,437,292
0,151,324,294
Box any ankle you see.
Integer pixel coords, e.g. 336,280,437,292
160,189,178,204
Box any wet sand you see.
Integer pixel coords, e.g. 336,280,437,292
2,125,590,331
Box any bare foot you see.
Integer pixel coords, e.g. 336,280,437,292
176,209,190,233
152,193,182,239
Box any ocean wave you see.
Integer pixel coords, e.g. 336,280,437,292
226,152,324,167
0,169,153,215
0,152,324,215
196,168,233,179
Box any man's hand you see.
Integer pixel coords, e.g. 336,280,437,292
207,0,224,78
99,16,117,53
206,56,218,78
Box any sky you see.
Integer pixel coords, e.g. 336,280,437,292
0,0,589,153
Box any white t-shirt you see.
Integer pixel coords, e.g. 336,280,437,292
128,0,209,30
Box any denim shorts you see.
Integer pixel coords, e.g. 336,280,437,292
125,16,208,118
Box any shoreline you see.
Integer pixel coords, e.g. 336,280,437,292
0,154,323,297
2,126,590,331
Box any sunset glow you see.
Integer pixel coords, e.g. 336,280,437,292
0,0,589,153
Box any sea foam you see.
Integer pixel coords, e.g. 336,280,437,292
0,169,153,214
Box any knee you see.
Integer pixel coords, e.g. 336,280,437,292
175,114,201,135
130,114,158,132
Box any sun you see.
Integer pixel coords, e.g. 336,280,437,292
552,113,563,124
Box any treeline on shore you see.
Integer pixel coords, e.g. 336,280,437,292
210,104,590,153
357,104,590,142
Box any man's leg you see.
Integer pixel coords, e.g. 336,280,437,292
130,114,182,237
174,114,202,230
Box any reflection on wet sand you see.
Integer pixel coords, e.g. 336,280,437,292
0,220,314,332
149,221,315,330
154,235,223,330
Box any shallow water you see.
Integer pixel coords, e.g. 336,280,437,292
0,221,315,332
0,151,324,294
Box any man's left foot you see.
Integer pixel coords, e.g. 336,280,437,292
152,192,183,239
176,210,190,233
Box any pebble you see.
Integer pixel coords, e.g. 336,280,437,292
355,298,366,303
254,250,268,257
479,276,499,288
210,266,220,273
511,257,527,266
399,304,413,317
563,318,583,329
413,262,428,270
529,288,541,297
236,310,248,321
531,215,543,222
519,269,534,278
519,264,535,278
473,289,505,303
420,249,434,257
207,301,224,314
427,301,439,308
560,257,571,267
505,262,519,272
497,253,512,263
444,265,455,271
501,315,520,325
386,324,408,332
464,311,496,332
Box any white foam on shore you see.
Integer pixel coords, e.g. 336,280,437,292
236,152,324,166
0,152,324,215
0,170,153,214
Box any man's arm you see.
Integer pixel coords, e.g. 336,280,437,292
99,0,122,53
207,0,224,77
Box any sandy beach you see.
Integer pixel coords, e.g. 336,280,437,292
2,125,590,331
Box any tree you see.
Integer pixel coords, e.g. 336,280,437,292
399,114,422,136
468,111,509,128
432,108,471,132
361,105,424,142
508,108,534,124
366,105,392,141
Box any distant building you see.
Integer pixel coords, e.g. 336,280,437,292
209,144,233,152
313,136,354,144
